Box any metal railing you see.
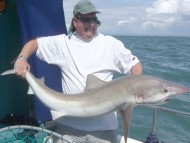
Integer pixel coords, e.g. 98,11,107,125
142,105,190,143
142,105,190,134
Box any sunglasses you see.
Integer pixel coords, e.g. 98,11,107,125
76,16,101,25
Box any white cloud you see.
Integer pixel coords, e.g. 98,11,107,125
142,17,176,30
180,0,190,15
146,0,190,16
146,0,178,16
118,17,137,26
143,0,190,30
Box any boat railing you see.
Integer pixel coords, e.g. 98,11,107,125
142,105,190,143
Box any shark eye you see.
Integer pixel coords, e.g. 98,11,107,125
163,88,169,93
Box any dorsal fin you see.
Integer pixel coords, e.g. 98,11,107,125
84,75,106,90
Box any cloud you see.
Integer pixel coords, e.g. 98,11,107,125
146,0,178,16
117,17,137,26
180,0,190,15
143,0,190,30
146,0,190,16
142,17,176,30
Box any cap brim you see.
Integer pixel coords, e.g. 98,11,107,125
79,11,100,15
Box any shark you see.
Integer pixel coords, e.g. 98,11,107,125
1,69,189,143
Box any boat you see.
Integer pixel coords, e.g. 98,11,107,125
1,1,190,143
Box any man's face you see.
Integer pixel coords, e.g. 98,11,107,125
73,13,99,40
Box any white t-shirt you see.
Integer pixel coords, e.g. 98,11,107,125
36,33,140,131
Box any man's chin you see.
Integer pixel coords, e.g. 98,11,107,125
84,33,95,39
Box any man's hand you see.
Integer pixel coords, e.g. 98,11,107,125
131,62,143,75
14,58,30,77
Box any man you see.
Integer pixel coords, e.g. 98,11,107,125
14,0,142,142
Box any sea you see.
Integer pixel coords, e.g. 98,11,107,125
113,36,190,143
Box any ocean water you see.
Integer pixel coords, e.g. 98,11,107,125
114,36,190,143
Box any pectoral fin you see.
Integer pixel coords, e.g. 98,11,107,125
119,104,134,143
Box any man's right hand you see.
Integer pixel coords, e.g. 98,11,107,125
14,57,30,78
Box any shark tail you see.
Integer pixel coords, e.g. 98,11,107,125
1,69,15,76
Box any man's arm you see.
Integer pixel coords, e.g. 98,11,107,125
14,39,38,77
131,62,143,75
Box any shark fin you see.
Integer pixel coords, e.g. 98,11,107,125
1,69,15,75
84,74,106,90
27,86,34,94
119,104,134,143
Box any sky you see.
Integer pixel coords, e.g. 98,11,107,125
63,0,190,37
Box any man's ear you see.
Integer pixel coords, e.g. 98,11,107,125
73,17,77,27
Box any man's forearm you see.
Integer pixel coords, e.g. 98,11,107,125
19,39,38,60
14,39,38,77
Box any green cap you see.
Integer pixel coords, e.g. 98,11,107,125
68,0,100,34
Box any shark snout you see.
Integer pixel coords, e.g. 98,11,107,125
175,85,189,95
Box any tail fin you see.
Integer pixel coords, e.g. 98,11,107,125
1,69,15,76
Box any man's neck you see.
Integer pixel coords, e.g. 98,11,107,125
74,32,98,42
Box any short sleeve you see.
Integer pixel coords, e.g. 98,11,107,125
112,37,140,74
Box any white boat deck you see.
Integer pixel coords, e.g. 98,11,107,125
127,138,143,143
62,134,143,143
118,135,143,143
